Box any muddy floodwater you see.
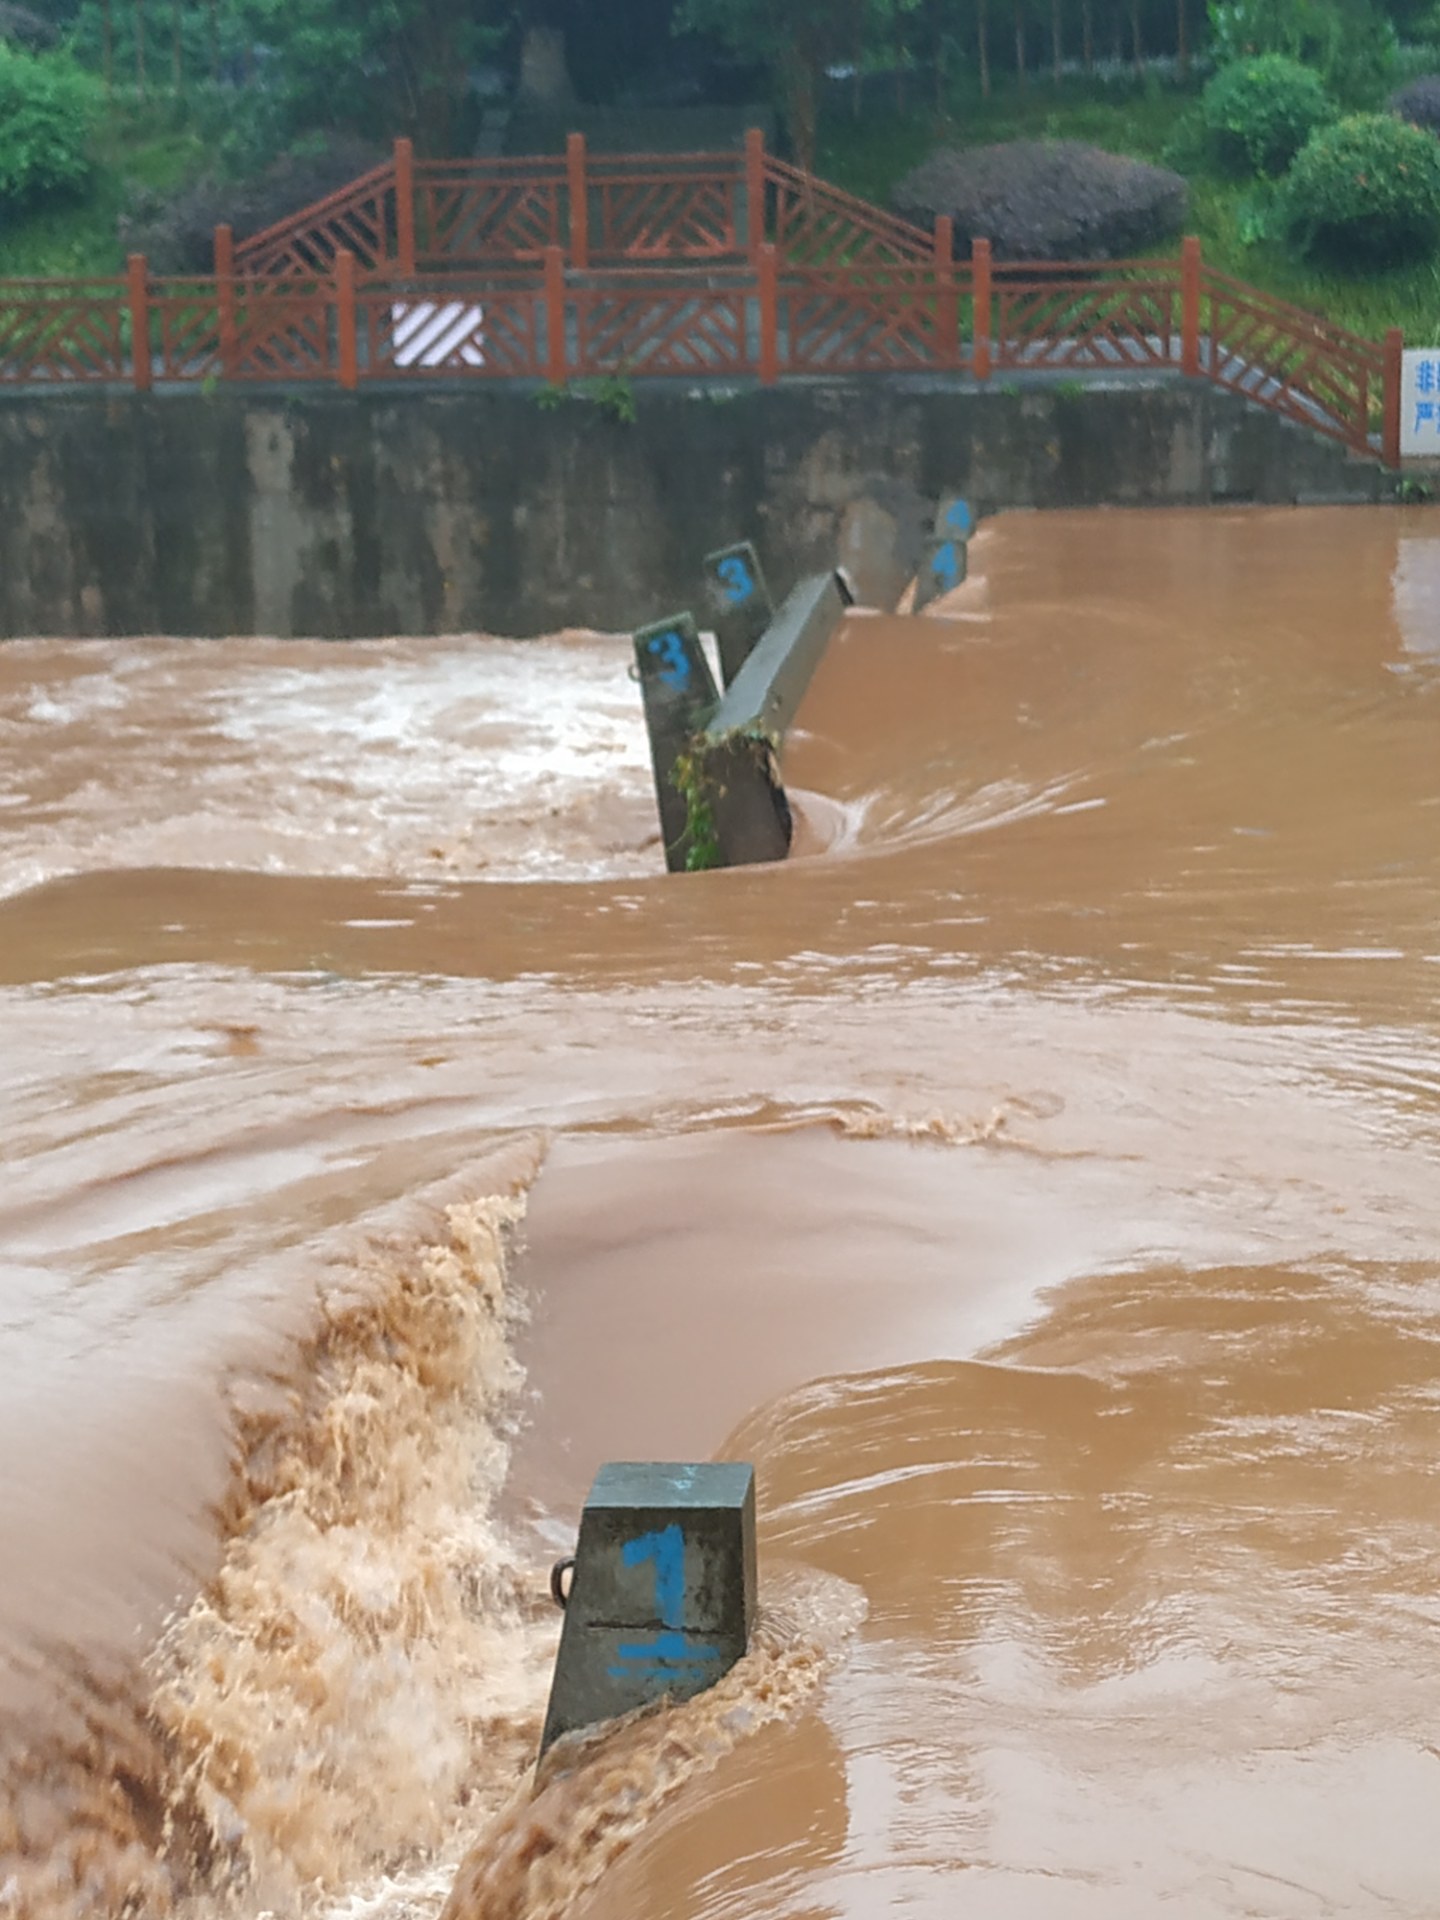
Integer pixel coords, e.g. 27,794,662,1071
1,507,1438,1920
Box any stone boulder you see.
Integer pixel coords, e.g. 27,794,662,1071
1390,75,1440,138
0,4,58,49
893,140,1188,262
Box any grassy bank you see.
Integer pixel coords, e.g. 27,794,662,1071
818,72,1440,344
0,98,205,278
3,76,1438,343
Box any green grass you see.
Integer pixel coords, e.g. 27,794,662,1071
818,72,1440,344
5,73,1440,343
0,97,207,278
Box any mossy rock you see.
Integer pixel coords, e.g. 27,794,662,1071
893,140,1188,262
1390,75,1440,138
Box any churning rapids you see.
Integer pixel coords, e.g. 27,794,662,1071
1,506,1438,1920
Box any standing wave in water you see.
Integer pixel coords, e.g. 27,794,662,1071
1,506,1439,1919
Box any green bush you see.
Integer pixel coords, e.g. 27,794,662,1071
1280,111,1440,266
0,46,101,216
1202,55,1334,175
1206,0,1396,107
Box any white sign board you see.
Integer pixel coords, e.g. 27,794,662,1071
391,301,484,369
1400,347,1440,457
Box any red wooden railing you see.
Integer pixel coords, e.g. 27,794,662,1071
0,138,1405,465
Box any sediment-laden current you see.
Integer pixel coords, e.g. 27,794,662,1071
1,507,1437,1919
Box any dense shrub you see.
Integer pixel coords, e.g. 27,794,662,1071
0,46,100,215
120,137,385,273
1202,55,1334,175
1280,112,1440,266
893,142,1187,262
1208,0,1397,105
1389,74,1440,137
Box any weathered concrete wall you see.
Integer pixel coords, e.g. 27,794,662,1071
0,376,1390,639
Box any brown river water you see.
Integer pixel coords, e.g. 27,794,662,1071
1,506,1438,1920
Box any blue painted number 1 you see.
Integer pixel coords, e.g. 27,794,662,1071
609,1523,722,1688
623,1523,686,1627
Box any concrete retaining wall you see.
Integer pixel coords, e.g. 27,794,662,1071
0,375,1390,639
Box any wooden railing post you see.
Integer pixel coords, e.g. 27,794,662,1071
1180,234,1201,377
127,253,151,392
744,126,766,264
934,215,958,370
394,136,417,275
567,131,589,271
1383,326,1404,467
972,236,992,381
758,240,779,384
545,244,568,384
214,222,237,378
335,248,358,391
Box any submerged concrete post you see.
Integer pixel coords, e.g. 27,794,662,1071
541,1461,757,1756
633,612,719,872
913,495,974,612
703,540,775,686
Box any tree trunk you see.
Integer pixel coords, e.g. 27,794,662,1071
783,46,819,174
207,0,217,80
1130,0,1144,73
934,0,947,112
1176,0,1188,70
101,0,112,91
1051,0,1062,80
853,0,864,115
978,0,991,97
1082,0,1093,68
1014,0,1027,87
134,0,145,93
171,0,182,91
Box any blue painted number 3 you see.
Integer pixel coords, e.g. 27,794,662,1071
716,554,755,607
646,629,692,690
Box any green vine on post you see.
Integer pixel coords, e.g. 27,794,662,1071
670,744,721,872
670,725,783,874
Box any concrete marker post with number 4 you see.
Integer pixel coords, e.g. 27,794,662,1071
913,497,975,613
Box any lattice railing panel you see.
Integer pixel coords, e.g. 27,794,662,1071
417,172,565,265
151,282,223,380
782,268,953,373
226,288,333,380
764,156,935,266
1202,268,1382,453
0,281,126,383
573,279,750,377
234,164,397,276
593,175,743,261
994,266,1180,371
356,277,543,378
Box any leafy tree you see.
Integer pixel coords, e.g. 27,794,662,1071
677,0,920,168
1202,52,1333,172
0,42,101,212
